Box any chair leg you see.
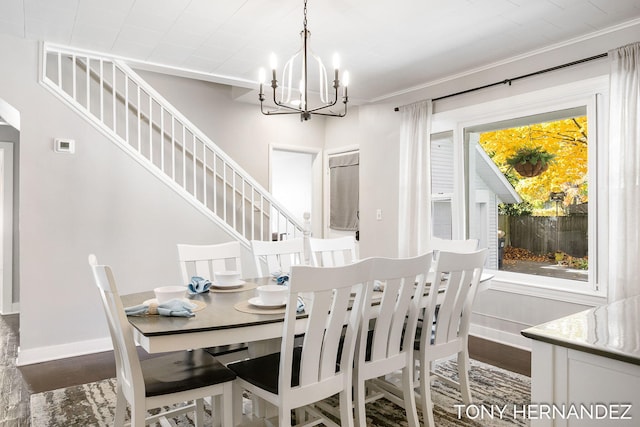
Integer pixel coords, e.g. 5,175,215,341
278,404,292,427
353,374,367,427
222,382,234,427
458,350,473,404
130,402,146,427
294,407,306,424
339,389,355,427
113,388,126,427
418,363,435,427
232,383,243,426
401,367,419,427
194,398,205,427
212,395,222,427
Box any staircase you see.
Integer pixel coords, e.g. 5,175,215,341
39,43,305,246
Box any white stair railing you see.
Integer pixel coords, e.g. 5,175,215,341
39,43,305,245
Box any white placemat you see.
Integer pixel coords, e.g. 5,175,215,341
233,299,286,315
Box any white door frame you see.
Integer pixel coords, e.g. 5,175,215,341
0,142,14,314
268,144,322,237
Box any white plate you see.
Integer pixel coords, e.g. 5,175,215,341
211,280,245,289
248,296,286,309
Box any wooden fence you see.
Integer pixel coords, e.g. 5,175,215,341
499,215,588,257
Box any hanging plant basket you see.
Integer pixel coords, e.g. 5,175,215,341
513,161,549,178
506,146,556,178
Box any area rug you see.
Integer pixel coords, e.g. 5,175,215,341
30,359,530,426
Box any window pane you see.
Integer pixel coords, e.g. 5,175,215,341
469,110,589,282
430,132,454,238
432,200,453,239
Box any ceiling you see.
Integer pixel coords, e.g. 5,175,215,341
1,0,640,103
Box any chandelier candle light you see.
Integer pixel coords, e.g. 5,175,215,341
258,0,349,121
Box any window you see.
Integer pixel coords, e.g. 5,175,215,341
429,85,604,294
468,109,589,283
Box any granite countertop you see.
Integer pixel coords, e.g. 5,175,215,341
521,294,640,366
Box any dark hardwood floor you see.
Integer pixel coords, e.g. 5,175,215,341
468,335,531,377
19,327,530,394
2,312,530,425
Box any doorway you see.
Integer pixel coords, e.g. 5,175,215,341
269,146,322,238
0,97,19,314
0,141,14,314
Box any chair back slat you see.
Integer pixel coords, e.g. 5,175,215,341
360,255,431,368
423,250,487,348
251,238,306,276
309,236,357,267
177,242,244,283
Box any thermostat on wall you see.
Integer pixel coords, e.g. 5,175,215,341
54,138,75,153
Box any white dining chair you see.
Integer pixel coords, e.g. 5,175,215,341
352,254,432,427
177,241,244,283
250,238,306,276
177,241,249,361
308,235,357,267
414,249,487,427
227,259,374,427
88,254,236,427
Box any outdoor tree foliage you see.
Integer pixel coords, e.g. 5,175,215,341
479,116,588,215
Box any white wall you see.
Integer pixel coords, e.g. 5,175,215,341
356,103,402,258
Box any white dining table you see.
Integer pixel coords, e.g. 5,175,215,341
123,273,494,355
122,277,300,355
123,273,493,423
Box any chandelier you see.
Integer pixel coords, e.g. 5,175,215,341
258,0,349,121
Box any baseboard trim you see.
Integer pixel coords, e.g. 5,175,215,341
17,337,113,366
0,302,20,315
470,324,532,351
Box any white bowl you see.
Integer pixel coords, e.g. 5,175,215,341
214,270,242,287
256,284,288,306
154,285,187,304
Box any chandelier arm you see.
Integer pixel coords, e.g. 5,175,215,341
265,99,306,112
313,113,346,117
304,84,340,112
305,98,348,117
262,110,303,116
306,101,338,113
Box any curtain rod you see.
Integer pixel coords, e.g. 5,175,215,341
393,52,608,111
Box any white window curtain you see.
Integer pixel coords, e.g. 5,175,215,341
398,100,432,257
608,42,640,302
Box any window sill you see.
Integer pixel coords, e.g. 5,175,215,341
485,269,607,306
